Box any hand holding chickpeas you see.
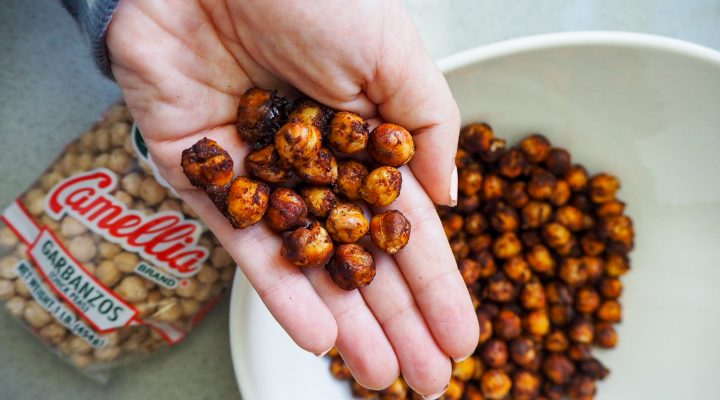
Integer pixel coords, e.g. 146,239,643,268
108,0,477,397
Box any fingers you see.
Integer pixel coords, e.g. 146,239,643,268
360,243,451,397
376,167,479,361
364,11,460,206
304,267,399,389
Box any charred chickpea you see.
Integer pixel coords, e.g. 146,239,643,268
513,370,542,399
458,165,484,196
568,374,597,399
565,164,589,192
366,123,415,167
524,309,550,337
549,304,575,327
459,123,493,154
522,201,553,229
579,357,610,380
359,166,402,206
327,244,376,290
226,176,270,229
558,257,588,287
281,221,334,268
520,134,552,163
597,200,626,218
369,210,411,254
545,148,572,176
478,311,494,344
590,173,620,203
326,203,369,243
520,230,543,248
334,160,369,200
568,343,592,362
605,252,630,277
505,181,530,208
236,87,289,148
499,148,528,178
480,137,507,163
288,98,331,136
481,369,512,400
545,330,570,352
244,144,292,183
490,202,520,232
482,174,506,201
528,169,557,200
493,232,522,259
510,337,539,370
595,322,619,348
264,188,308,232
459,259,482,285
599,215,635,252
442,213,464,238
550,180,572,206
275,122,322,165
554,205,585,232
597,299,622,323
457,193,481,213
494,309,523,340
503,256,532,284
486,273,516,302
527,244,556,275
598,277,623,299
300,186,338,219
328,111,369,154
520,280,547,310
568,317,595,344
543,354,575,385
481,339,509,368
293,147,338,185
464,212,488,235
571,193,593,213
181,137,234,189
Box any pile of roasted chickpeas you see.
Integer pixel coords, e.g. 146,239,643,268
181,88,413,290
328,123,634,399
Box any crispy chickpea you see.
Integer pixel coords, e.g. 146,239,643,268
328,111,369,154
481,339,509,368
542,222,571,249
598,277,623,299
459,259,482,285
275,122,322,165
520,230,542,248
487,273,516,302
457,193,481,213
469,235,493,255
554,205,585,232
455,148,473,169
575,287,601,314
550,180,571,206
597,200,626,218
527,244,555,274
543,354,575,385
326,203,369,243
459,166,484,197
543,382,565,400
528,169,557,200
494,309,522,340
444,378,465,400
579,234,604,258
452,357,481,381
294,147,338,185
264,188,308,232
493,232,522,259
281,221,334,268
579,358,609,380
503,256,532,284
471,250,495,278
519,134,552,163
544,148,572,176
568,343,592,362
513,370,541,399
481,174,506,201
525,309,550,337
236,87,289,148
463,385,484,400
568,317,595,344
481,369,512,400
464,212,488,235
301,186,338,219
459,123,493,154
558,257,587,287
330,357,352,380
545,282,573,304
565,164,589,192
571,193,593,213
381,377,408,400
599,215,634,252
549,304,575,327
442,213,464,238
568,374,597,399
367,123,415,167
589,173,620,203
490,202,520,232
595,322,618,348
478,311,494,344
510,337,539,370
334,160,369,200
181,137,234,189
359,166,402,206
545,330,570,352
505,181,530,208
327,244,376,290
226,176,270,229
451,236,470,261
288,98,331,136
244,144,292,183
522,201,553,229
597,299,622,322
520,280,547,310
351,381,377,398
480,137,507,163
369,210,411,254
605,252,630,277
498,149,528,179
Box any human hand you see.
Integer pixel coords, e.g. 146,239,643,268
107,0,478,396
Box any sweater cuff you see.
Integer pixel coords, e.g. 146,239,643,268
61,0,120,80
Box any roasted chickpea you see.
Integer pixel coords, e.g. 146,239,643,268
568,317,595,344
579,357,609,380
452,356,481,381
275,122,322,164
459,259,482,285
575,287,601,314
545,282,573,304
181,137,234,189
605,252,630,277
288,98,331,136
554,205,585,232
481,339,509,368
369,210,411,254
457,193,481,214
330,357,352,380
519,134,552,163
458,165,484,197
568,343,592,361
549,304,575,327
599,215,634,252
455,148,473,169
469,235,493,255
293,147,338,185
565,164,589,192
520,230,542,248
543,354,575,385
326,203,369,243
351,381,377,398
480,137,507,163
334,160,369,200
597,299,622,322
490,202,520,232
494,309,522,340
281,221,334,267
244,144,292,183
493,232,522,259
595,322,618,348
568,374,597,399
226,176,270,228
522,201,552,229
524,309,550,337
459,123,493,154
503,256,532,284
367,123,415,167
442,213,464,239
498,149,528,179
451,236,470,261
520,280,547,310
482,174,506,201
236,87,289,148
510,337,539,370
558,257,587,287
359,166,402,206
301,186,338,219
478,311,494,344
328,111,370,154
597,200,626,218
486,273,516,302
598,277,623,299
542,222,571,249
528,169,557,200
527,244,555,274
327,244,376,290
381,377,408,400
444,378,465,400
513,370,541,399
464,212,488,235
264,188,308,232
571,193,593,213
543,382,565,400
589,173,620,203
505,181,530,208
550,180,572,206
545,329,570,352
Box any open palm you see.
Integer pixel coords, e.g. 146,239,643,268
107,0,477,396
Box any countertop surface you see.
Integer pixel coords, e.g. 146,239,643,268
0,1,718,399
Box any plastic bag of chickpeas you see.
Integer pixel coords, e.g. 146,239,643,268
0,104,236,382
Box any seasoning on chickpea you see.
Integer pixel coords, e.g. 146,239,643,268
244,144,292,183
226,176,270,229
325,203,369,243
300,186,338,219
264,188,309,232
459,123,493,154
236,87,290,148
326,244,376,290
275,122,322,165
458,165,483,197
359,166,402,206
481,369,512,400
334,160,369,201
367,123,415,167
181,137,234,189
293,147,338,185
589,173,620,203
328,111,369,154
281,221,334,268
494,309,522,340
369,210,411,254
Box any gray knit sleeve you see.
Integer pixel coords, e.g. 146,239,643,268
61,0,120,79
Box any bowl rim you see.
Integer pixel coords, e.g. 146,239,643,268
229,31,720,400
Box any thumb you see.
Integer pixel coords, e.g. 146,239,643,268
364,12,460,206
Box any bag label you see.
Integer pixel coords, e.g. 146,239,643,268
28,229,138,333
15,260,109,348
133,262,180,289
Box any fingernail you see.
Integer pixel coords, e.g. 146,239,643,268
453,355,469,363
449,166,458,207
422,383,449,400
314,347,332,358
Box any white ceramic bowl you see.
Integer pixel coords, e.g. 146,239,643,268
230,32,720,399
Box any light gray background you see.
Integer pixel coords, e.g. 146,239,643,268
0,0,718,399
